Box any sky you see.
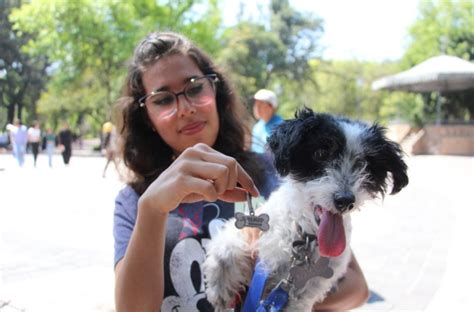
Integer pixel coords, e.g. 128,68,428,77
223,0,421,62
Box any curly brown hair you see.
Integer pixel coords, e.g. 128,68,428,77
115,31,264,195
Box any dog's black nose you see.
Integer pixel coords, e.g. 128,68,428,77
334,191,355,212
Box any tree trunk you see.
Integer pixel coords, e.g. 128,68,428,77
7,102,15,123
17,102,23,121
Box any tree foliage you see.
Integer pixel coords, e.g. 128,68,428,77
277,59,420,125
401,0,474,122
0,0,48,127
218,0,323,109
5,0,473,136
404,0,474,65
9,0,221,134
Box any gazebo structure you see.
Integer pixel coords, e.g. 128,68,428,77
372,55,474,155
372,55,474,92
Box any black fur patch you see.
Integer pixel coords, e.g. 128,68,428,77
268,107,408,196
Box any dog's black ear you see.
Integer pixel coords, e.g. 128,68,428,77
384,140,409,195
268,110,315,176
295,106,314,119
268,119,296,177
364,124,409,195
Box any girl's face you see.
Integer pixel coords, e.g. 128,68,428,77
141,54,220,155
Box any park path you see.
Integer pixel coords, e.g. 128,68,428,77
352,155,474,311
1,154,119,312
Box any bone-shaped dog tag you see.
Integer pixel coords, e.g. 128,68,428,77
234,193,270,231
289,257,334,290
234,212,270,231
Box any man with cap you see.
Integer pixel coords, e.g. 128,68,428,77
251,89,284,153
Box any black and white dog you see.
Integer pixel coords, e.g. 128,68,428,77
203,108,409,311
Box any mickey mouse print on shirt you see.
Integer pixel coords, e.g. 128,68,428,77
161,202,232,312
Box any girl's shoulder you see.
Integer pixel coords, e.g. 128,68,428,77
117,184,138,198
115,185,140,215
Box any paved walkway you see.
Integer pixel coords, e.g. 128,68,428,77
0,153,119,312
0,152,473,311
352,155,474,311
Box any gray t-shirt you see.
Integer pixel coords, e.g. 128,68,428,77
113,155,278,311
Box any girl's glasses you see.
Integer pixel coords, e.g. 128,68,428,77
139,74,218,119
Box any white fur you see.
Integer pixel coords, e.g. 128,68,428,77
203,172,367,311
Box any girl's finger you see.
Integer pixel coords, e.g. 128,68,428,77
179,144,259,197
180,176,219,203
198,151,238,191
198,150,259,197
217,187,249,203
180,160,232,195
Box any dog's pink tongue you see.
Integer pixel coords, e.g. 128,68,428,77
318,210,346,257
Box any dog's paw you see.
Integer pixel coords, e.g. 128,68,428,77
203,255,235,310
203,223,254,310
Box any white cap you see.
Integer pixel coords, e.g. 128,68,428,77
254,89,278,108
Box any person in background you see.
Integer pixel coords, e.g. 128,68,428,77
113,31,368,312
101,121,119,178
42,127,57,168
28,120,42,167
7,118,28,167
250,89,284,153
58,122,73,166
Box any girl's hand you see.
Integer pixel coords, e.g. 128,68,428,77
139,143,260,215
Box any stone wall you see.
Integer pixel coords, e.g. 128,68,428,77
387,124,474,156
412,125,474,156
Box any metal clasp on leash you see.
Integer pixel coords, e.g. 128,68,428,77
256,279,291,312
288,231,334,290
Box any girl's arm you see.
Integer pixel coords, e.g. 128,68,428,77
114,200,168,311
114,143,259,311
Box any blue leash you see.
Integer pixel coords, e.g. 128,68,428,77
243,259,268,311
256,281,290,312
243,259,290,312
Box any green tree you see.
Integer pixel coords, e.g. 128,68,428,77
0,0,48,126
218,23,285,99
10,0,221,133
270,0,323,81
402,0,474,122
287,59,416,125
218,0,323,108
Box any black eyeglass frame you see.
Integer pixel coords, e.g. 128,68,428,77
138,74,219,107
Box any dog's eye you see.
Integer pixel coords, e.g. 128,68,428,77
313,149,329,161
354,159,367,170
